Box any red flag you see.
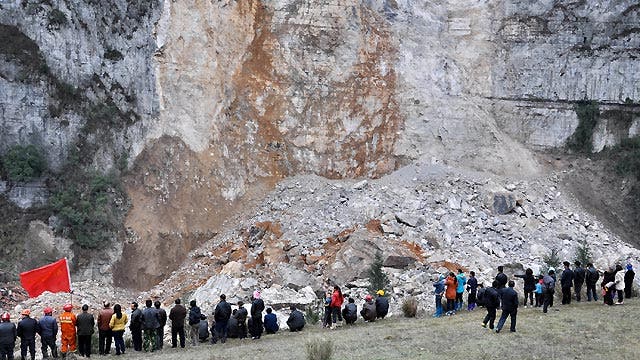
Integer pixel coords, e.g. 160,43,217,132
20,258,71,298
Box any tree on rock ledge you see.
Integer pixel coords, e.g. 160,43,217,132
368,251,389,293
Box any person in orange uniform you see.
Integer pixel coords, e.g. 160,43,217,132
59,304,77,357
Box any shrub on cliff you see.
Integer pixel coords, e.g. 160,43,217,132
1,144,47,182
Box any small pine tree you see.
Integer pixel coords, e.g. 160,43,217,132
542,248,561,275
368,251,389,293
574,239,593,266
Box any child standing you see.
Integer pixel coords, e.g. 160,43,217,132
534,275,544,307
433,275,445,317
322,291,332,328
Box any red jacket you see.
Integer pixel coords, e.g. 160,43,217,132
445,276,457,300
330,291,344,308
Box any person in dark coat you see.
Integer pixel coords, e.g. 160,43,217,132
17,309,38,360
154,301,167,350
212,294,232,344
514,268,535,307
602,268,615,305
227,310,241,338
560,261,574,305
130,302,143,351
198,315,209,342
76,304,95,358
573,261,586,302
263,308,279,334
360,295,377,322
142,300,159,352
0,312,17,360
543,269,556,313
341,298,357,324
39,307,58,359
481,281,500,329
286,306,305,332
374,291,389,319
169,299,186,348
249,291,265,339
466,271,479,311
187,300,201,346
585,263,600,302
97,301,113,355
495,266,508,290
624,264,635,299
495,281,518,333
235,301,248,339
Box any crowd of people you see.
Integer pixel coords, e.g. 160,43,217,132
0,286,390,359
432,261,636,333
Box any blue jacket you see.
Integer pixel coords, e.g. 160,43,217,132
535,283,543,294
263,313,279,333
39,314,58,338
456,273,467,293
433,279,445,296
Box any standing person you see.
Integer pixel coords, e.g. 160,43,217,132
129,302,143,352
375,290,389,319
560,261,574,305
573,261,585,302
249,291,265,339
495,266,508,291
330,286,344,329
168,299,186,348
263,308,279,334
322,291,332,328
495,281,518,333
286,306,305,332
109,304,127,356
614,264,625,304
444,272,457,315
481,281,500,330
341,298,357,324
585,263,600,302
624,264,635,299
76,304,95,358
187,300,201,346
97,301,113,355
0,312,16,360
534,275,544,307
466,271,478,311
154,301,166,350
142,300,159,352
212,294,231,344
360,295,377,322
455,269,467,311
59,304,77,357
432,275,445,317
235,301,248,339
17,309,38,360
542,269,556,313
39,307,58,359
514,268,535,307
602,268,615,306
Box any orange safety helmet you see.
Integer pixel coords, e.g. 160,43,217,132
63,304,73,312
21,309,31,316
43,307,53,315
1,312,9,321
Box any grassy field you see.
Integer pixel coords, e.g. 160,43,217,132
120,299,640,360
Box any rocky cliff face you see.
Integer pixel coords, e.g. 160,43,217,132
1,0,638,288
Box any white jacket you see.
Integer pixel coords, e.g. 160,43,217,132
614,270,626,291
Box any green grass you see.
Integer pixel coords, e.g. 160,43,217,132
119,299,640,360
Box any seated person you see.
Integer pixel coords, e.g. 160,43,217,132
264,308,279,334
286,305,305,332
360,295,377,322
342,297,358,324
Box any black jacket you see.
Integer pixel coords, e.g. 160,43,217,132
0,322,17,345
169,304,187,328
514,273,536,292
198,320,209,340
574,267,586,286
342,303,357,321
495,272,508,289
235,307,248,324
501,287,519,312
188,306,201,325
375,297,389,317
286,310,305,331
561,268,574,288
227,317,240,338
17,317,39,340
484,287,500,308
76,312,95,336
157,308,167,328
142,307,160,330
251,299,265,320
130,308,143,330
214,301,232,322
625,270,635,287
586,267,600,285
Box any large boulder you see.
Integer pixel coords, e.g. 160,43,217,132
490,193,516,215
260,285,317,311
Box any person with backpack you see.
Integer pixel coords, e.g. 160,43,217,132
212,294,232,344
514,268,536,307
495,281,518,333
187,300,201,346
466,271,478,311
481,281,499,329
432,275,445,317
573,261,586,302
624,264,635,299
444,272,458,315
543,269,556,313
455,269,467,311
585,263,600,301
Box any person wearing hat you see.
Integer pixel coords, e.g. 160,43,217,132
97,301,113,355
212,294,231,344
39,307,58,358
17,309,38,360
360,295,377,322
560,261,574,305
624,264,635,299
76,304,95,358
542,269,556,313
59,304,77,357
375,290,389,319
0,312,16,360
249,290,265,340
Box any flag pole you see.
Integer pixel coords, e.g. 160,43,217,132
66,257,73,306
